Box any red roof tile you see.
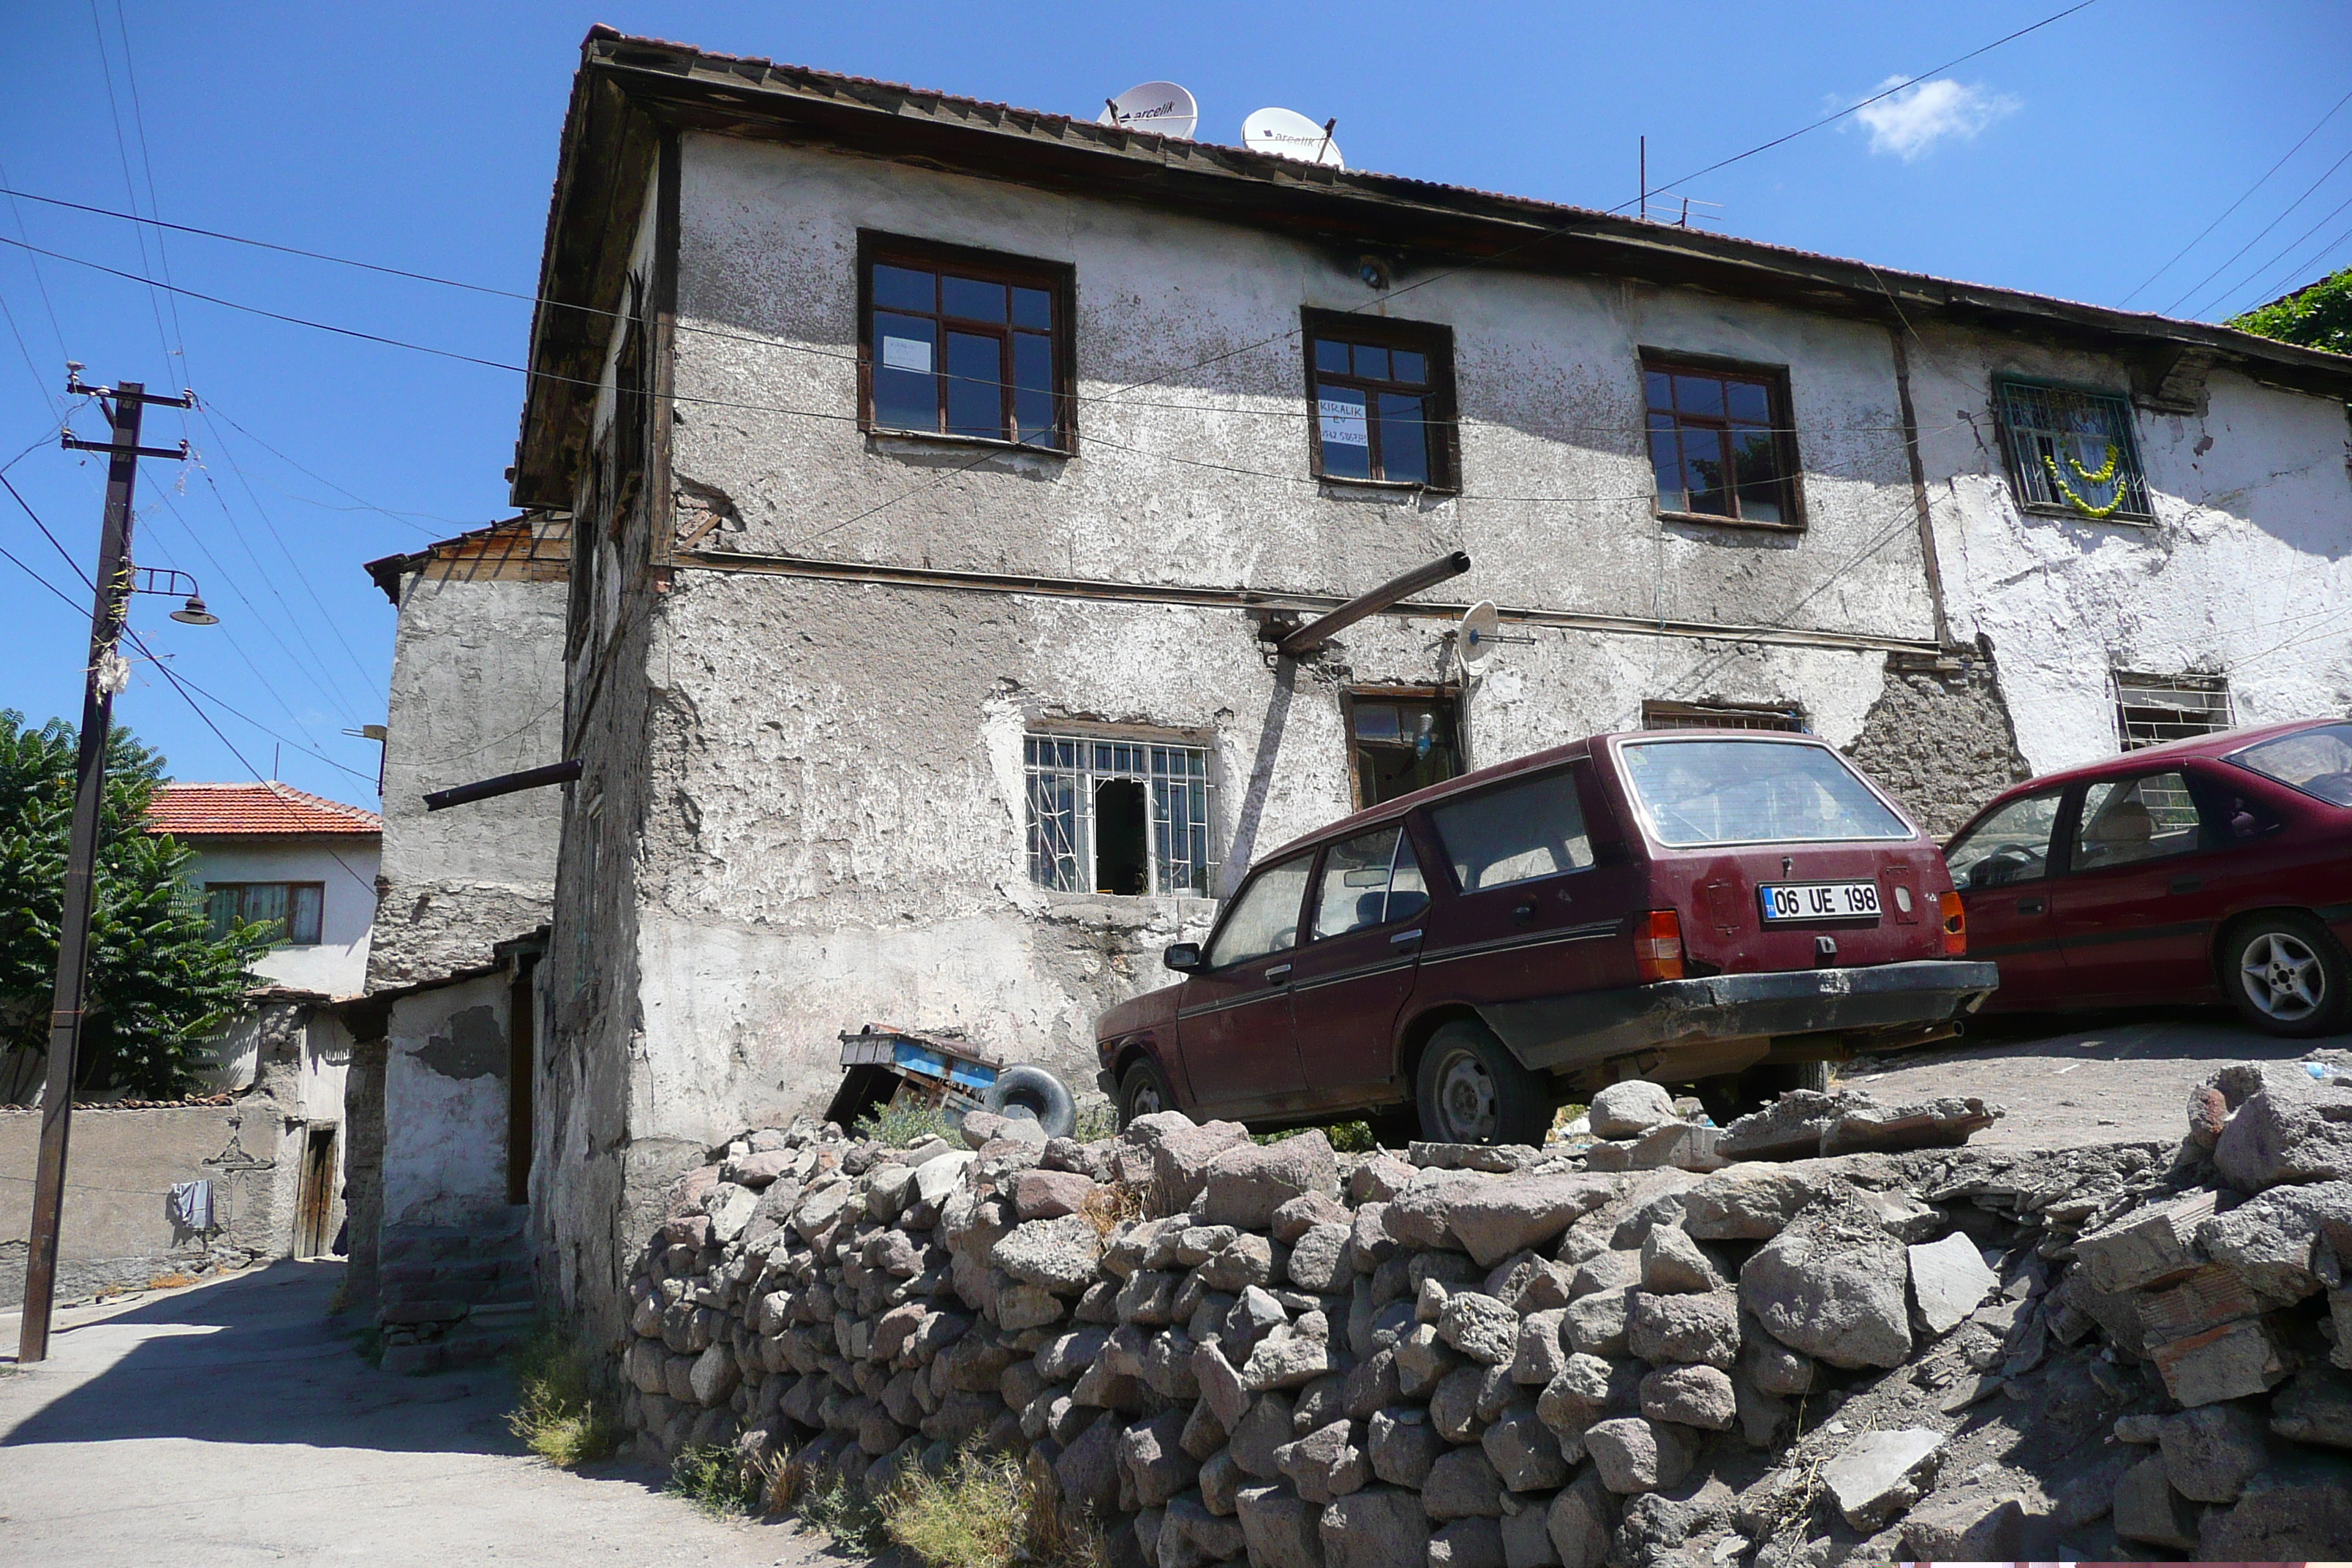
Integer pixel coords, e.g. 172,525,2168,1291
147,783,382,838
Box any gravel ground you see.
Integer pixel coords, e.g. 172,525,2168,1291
1839,1003,2347,1146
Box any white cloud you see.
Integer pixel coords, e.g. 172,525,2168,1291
1847,76,2021,162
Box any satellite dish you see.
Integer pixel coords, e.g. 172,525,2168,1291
1098,82,1198,140
1458,601,1501,674
1243,108,1343,168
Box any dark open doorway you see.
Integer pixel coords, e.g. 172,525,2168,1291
507,955,537,1206
1093,777,1149,895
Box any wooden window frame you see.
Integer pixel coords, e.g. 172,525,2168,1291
1302,309,1460,493
1639,351,1806,532
857,232,1077,454
1991,376,2153,525
1341,685,1465,810
204,881,327,946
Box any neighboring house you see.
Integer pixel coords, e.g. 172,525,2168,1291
331,516,568,1365
0,783,380,1305
508,30,2352,1338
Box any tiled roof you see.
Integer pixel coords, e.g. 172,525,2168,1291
147,783,382,838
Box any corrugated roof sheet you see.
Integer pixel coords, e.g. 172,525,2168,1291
147,782,382,838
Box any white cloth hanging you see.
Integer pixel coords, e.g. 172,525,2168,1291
168,1179,213,1232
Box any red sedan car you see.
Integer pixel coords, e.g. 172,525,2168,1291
1945,718,2352,1036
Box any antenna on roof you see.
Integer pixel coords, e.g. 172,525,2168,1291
1243,108,1343,168
1098,82,1198,140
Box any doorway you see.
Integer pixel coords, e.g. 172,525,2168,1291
295,1126,339,1258
1093,777,1149,895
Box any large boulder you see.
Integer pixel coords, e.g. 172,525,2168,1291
991,1214,1104,1295
2215,1068,2352,1191
1739,1194,1912,1368
1583,1417,1694,1495
1202,1131,1340,1229
1589,1081,1677,1139
1321,1486,1431,1568
1444,1174,1619,1266
1235,1483,1324,1568
1116,1112,1254,1210
1624,1290,1740,1369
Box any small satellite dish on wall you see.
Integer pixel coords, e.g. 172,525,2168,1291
1243,108,1343,168
1098,82,1199,140
1456,600,1533,674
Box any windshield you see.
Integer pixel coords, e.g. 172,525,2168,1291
2230,723,2352,806
1620,739,1912,848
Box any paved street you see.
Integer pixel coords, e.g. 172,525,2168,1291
1844,1003,2349,1146
0,1262,832,1568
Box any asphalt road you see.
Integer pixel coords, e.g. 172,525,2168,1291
1840,1003,2348,1146
0,1262,834,1567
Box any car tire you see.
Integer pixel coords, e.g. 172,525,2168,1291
1116,1056,1178,1130
985,1063,1078,1139
2220,913,2351,1038
1415,1019,1552,1146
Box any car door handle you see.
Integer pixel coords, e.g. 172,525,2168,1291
2016,897,2046,915
1512,900,1537,924
1390,929,1424,949
2170,876,2202,894
1263,964,1292,984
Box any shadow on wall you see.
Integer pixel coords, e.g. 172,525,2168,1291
1,1262,525,1458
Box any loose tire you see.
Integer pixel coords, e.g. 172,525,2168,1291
2221,912,2350,1038
1414,1019,1552,1146
1115,1056,1177,1130
985,1063,1078,1139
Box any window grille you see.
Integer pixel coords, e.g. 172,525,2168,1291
1994,381,2152,522
1641,699,1808,734
2114,672,2233,750
1025,735,1213,896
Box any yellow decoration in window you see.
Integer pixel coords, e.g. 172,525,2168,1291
2043,445,2129,519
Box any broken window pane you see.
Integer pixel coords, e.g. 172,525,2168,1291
1026,734,1214,896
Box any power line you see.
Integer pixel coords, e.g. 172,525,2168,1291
2166,143,2352,317
2201,196,2352,321
2119,87,2352,306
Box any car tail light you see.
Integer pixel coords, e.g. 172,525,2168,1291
1635,909,1685,982
1939,891,1967,957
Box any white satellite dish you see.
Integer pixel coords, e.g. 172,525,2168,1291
1098,82,1198,140
1243,107,1343,168
1455,600,1531,673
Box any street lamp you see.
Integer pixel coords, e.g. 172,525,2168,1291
134,568,219,627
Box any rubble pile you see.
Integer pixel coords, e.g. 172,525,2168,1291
613,1061,2352,1565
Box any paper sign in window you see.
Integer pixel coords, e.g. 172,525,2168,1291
1318,397,1368,447
881,336,934,373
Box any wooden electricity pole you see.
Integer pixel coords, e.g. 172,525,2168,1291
16,373,191,1364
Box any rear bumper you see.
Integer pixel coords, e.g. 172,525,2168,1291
1485,959,2002,1073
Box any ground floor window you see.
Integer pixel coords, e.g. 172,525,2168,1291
1641,698,1807,733
2114,671,2232,750
1348,690,1460,808
205,881,324,946
1024,734,1213,896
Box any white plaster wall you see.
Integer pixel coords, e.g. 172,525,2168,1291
184,838,379,995
382,975,510,1227
1913,333,2352,774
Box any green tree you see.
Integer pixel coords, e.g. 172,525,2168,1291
2228,265,2352,356
0,710,266,1099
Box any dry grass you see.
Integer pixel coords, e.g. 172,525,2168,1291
146,1272,197,1290
1078,1180,1146,1237
505,1322,621,1469
882,1449,1108,1568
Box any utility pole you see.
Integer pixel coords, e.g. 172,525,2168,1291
16,371,192,1364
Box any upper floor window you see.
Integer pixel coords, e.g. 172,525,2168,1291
1025,734,1213,897
861,237,1073,451
1303,311,1458,490
206,881,323,946
1994,380,2151,523
2114,671,2232,750
1643,358,1800,527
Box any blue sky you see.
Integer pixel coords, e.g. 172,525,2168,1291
2,1,2347,807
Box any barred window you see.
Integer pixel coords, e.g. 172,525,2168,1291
1024,735,1213,896
2114,672,2233,750
1994,380,2152,523
1641,699,1808,734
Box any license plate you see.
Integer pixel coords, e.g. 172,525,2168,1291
1758,881,1881,921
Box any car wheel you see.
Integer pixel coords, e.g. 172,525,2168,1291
1415,1020,1551,1146
1117,1056,1178,1130
2222,913,2350,1038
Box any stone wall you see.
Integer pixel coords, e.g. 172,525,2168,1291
1842,647,2034,839
604,1058,2352,1564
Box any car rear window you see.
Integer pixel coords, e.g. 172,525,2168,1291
1620,739,1912,847
1429,770,1595,892
2230,723,2352,806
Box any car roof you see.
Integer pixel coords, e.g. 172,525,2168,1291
1254,726,1839,863
1973,717,2350,804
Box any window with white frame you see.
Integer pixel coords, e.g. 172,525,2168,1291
1025,734,1213,897
2114,672,2234,750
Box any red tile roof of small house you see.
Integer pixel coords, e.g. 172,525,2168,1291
146,782,382,838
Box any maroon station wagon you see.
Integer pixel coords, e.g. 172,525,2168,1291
1945,717,2352,1036
1094,731,1999,1145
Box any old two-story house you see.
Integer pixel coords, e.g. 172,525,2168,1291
508,29,2352,1335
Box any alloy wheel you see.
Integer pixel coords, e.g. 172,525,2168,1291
2240,930,2327,1022
1432,1047,1500,1142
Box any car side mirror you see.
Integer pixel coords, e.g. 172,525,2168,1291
1163,942,1203,973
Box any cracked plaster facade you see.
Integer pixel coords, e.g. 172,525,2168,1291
527,121,2351,1341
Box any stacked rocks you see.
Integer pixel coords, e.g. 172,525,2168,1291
606,1057,2351,1567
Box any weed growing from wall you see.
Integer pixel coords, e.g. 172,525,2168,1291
505,1322,619,1468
